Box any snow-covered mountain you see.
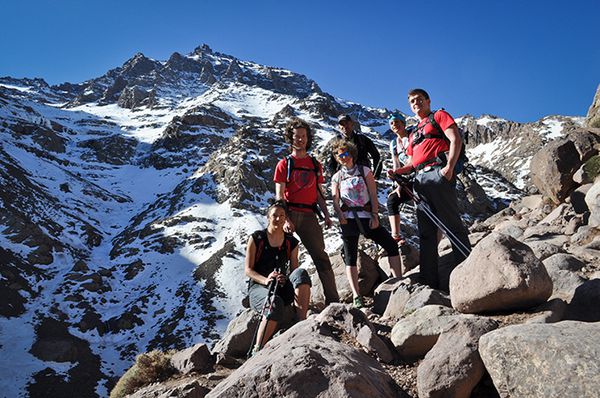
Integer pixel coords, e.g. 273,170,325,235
0,44,582,397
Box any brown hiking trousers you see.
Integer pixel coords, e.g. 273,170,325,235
288,210,339,304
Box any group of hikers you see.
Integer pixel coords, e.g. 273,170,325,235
244,88,472,354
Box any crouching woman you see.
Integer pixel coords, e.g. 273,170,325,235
244,201,311,353
331,139,402,308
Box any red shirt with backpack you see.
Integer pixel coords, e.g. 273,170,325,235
407,110,455,167
273,155,324,212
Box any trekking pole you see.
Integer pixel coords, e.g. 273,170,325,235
392,175,472,258
247,266,282,358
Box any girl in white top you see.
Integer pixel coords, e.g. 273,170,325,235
331,139,402,308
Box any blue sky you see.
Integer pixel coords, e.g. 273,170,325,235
1,0,599,122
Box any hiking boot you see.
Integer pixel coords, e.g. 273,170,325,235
353,296,364,309
392,234,406,246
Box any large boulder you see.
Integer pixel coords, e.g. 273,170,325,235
585,179,600,227
390,305,459,359
450,233,553,313
125,377,210,398
417,317,498,398
586,83,600,128
170,344,213,375
479,321,600,398
529,138,582,203
211,309,258,360
207,306,403,397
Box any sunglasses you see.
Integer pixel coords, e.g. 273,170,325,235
337,151,351,159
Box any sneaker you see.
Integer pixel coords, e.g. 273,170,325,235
353,296,364,309
250,345,261,357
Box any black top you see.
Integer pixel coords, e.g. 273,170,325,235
251,229,299,278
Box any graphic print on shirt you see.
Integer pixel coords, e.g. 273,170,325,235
340,173,369,208
293,169,315,190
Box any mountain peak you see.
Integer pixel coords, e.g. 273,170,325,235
192,44,213,57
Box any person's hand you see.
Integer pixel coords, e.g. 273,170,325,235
338,215,348,225
267,271,286,285
284,219,295,233
323,215,333,229
386,169,396,179
440,165,453,181
369,214,379,229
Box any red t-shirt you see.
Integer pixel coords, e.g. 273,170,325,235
407,110,455,167
273,155,324,212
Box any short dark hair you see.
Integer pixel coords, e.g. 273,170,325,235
408,88,430,100
267,199,287,216
331,138,358,161
284,117,313,151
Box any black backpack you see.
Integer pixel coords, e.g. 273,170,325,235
411,109,469,173
284,154,326,212
285,154,321,183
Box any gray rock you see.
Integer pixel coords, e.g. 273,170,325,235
569,225,599,245
569,183,592,213
524,240,563,261
207,314,403,397
126,377,210,398
373,277,406,315
585,84,600,128
564,215,584,235
565,278,600,321
493,220,523,239
530,138,582,204
390,305,458,359
356,325,395,364
542,253,586,273
417,317,498,398
211,309,258,359
567,240,600,264
540,203,570,225
547,270,586,301
450,233,553,313
515,195,543,212
479,321,600,398
526,298,568,324
382,284,412,321
403,286,451,314
170,344,213,375
585,179,600,227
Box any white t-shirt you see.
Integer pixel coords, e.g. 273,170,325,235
390,136,410,166
332,165,371,219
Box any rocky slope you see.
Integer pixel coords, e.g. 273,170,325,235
115,126,600,398
0,44,587,397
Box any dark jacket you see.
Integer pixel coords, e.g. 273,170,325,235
324,131,382,178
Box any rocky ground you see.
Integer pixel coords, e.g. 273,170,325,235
111,125,600,398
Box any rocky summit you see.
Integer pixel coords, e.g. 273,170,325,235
0,44,598,397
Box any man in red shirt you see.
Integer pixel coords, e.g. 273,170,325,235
387,89,470,290
274,118,339,304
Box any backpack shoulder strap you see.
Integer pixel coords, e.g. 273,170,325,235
285,155,294,182
428,111,446,138
358,166,372,204
309,155,321,177
284,234,293,261
252,230,267,265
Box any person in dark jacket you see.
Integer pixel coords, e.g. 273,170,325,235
324,114,382,179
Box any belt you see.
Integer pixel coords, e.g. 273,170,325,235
415,163,442,174
341,203,372,212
